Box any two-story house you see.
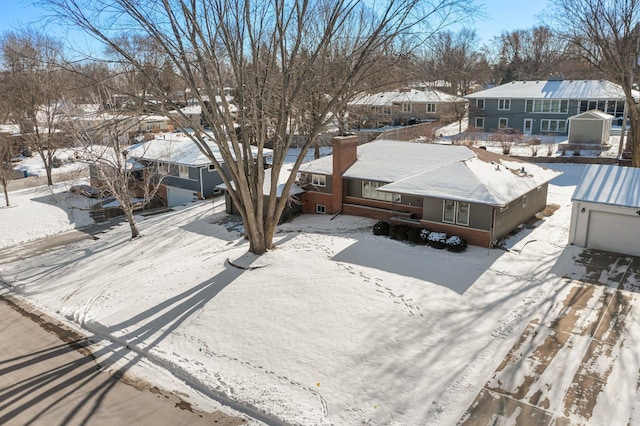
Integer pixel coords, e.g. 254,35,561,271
465,79,634,136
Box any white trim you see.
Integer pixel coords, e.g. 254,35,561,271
316,204,326,214
311,174,326,187
498,99,511,110
498,117,509,129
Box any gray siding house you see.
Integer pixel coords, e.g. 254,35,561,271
300,137,560,247
129,133,272,207
465,80,634,136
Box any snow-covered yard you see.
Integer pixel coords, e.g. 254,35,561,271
1,148,639,424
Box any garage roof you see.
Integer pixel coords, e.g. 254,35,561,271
572,164,640,208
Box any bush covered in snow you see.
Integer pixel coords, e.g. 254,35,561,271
407,227,427,245
427,231,447,249
389,224,410,241
373,221,390,236
446,235,468,252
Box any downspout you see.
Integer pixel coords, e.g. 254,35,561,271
200,167,204,198
490,207,497,247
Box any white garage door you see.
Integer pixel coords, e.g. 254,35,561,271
167,186,198,207
587,211,640,256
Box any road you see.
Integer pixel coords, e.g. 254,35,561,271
0,295,246,426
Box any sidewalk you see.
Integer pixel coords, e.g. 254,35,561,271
0,295,246,426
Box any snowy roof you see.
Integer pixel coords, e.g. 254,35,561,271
568,110,614,121
302,140,560,206
217,165,303,197
572,164,640,208
465,79,637,100
350,88,464,107
128,133,272,167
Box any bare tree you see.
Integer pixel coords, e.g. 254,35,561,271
423,29,488,95
551,0,640,166
47,0,475,255
72,112,164,239
494,26,567,82
0,133,17,207
0,30,71,186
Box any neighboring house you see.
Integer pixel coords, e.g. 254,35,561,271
128,133,272,207
222,165,304,224
349,88,466,128
139,115,174,133
169,96,238,129
569,164,640,256
465,79,635,136
300,136,559,247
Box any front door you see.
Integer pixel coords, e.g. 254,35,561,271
523,118,533,135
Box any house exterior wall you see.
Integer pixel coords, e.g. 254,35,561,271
421,196,493,231
226,193,301,224
470,99,579,135
493,185,548,241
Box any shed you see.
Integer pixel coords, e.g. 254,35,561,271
567,110,613,144
569,164,640,256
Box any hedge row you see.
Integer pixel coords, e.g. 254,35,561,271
372,221,468,253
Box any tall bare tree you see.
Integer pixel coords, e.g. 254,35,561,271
0,30,70,186
552,0,640,166
47,0,475,255
494,26,567,82
423,28,488,95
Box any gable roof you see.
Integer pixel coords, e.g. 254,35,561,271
572,164,640,208
301,140,560,206
465,80,636,100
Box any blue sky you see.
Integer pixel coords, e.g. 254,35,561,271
1,0,548,51
470,0,549,45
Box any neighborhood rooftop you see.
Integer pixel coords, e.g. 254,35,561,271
350,88,462,106
128,133,272,166
465,79,638,100
572,164,640,208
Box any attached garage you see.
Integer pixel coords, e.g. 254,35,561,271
570,164,640,256
166,186,199,207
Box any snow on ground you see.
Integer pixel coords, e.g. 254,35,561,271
0,182,94,249
1,149,611,424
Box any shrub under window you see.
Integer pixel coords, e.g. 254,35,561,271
373,221,390,236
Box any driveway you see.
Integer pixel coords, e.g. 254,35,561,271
460,249,640,425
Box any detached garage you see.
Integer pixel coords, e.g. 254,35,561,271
569,164,640,256
568,110,613,145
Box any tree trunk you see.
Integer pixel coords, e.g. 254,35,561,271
124,208,140,239
628,104,640,167
45,165,53,186
2,181,9,207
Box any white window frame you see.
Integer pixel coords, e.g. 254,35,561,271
427,103,436,113
526,99,569,114
178,165,189,179
498,99,511,110
311,174,326,187
158,162,170,175
402,103,412,113
316,204,326,214
457,201,470,226
540,119,567,133
362,180,400,203
498,117,509,129
476,98,485,110
475,117,485,128
208,164,216,172
442,200,470,226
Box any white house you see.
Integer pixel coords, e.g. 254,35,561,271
569,164,640,256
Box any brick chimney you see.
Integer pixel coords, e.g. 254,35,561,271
331,135,358,214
